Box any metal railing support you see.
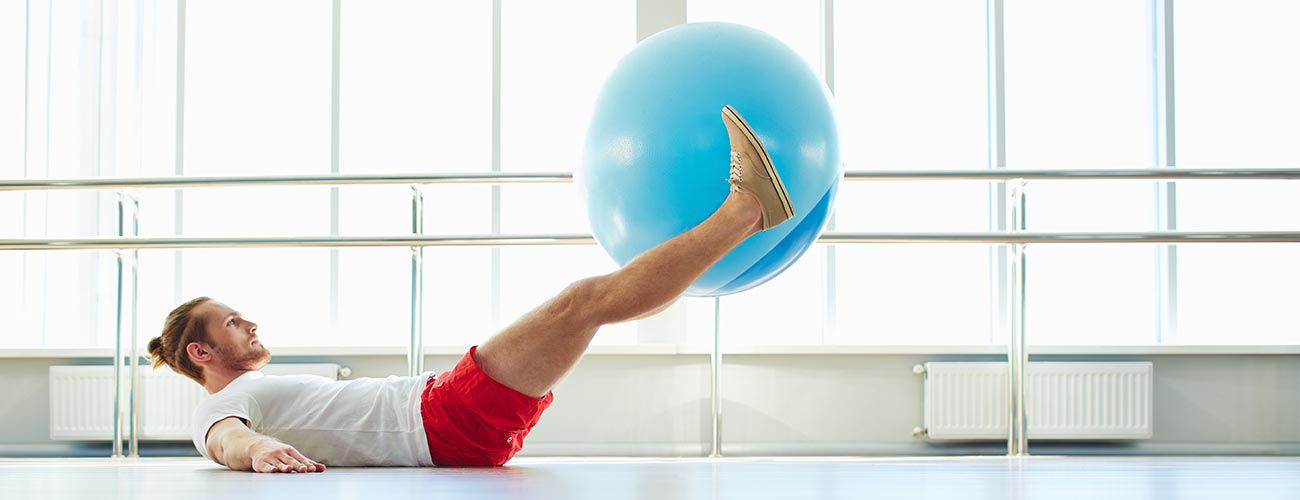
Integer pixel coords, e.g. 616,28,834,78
3,167,1296,461
710,297,723,458
5,168,1300,192
409,186,425,377
1005,180,1028,456
111,189,139,458
6,231,1300,252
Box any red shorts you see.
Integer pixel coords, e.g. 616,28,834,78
420,346,553,467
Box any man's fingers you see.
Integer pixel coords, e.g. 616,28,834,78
280,457,307,473
252,445,324,473
286,449,325,473
258,457,299,473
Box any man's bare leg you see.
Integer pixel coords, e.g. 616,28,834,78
474,191,762,397
474,105,794,398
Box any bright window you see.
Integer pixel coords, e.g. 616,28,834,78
498,0,637,345
173,0,336,347
1005,0,1158,345
2,1,1297,351
831,0,992,346
1173,0,1300,345
0,1,28,344
2,1,118,348
338,0,493,347
688,0,832,348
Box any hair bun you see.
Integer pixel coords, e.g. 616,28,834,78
147,336,166,366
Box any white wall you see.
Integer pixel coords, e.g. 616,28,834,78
3,353,1296,457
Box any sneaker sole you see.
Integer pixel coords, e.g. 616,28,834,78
723,105,795,218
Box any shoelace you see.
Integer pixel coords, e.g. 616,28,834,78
728,151,744,186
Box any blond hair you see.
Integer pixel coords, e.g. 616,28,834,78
147,297,213,384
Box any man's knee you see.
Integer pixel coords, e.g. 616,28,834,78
551,276,605,324
562,275,658,325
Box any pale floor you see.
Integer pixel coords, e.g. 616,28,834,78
2,456,1298,500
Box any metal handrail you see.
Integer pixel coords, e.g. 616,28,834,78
844,168,1300,181
5,169,1296,463
3,231,1300,251
0,172,574,190
3,167,1300,191
819,231,1300,244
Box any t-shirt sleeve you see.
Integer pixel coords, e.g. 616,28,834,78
191,392,255,460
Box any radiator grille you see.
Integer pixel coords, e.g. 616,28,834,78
49,364,340,441
921,362,1152,440
138,371,209,440
47,368,114,440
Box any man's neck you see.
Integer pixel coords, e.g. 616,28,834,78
203,369,252,394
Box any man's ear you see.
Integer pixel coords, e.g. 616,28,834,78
186,342,213,364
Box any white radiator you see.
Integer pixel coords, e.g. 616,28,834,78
49,363,340,441
920,361,1152,440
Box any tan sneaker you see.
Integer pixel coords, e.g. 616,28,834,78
722,105,795,230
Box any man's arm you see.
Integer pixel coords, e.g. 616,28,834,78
205,416,326,473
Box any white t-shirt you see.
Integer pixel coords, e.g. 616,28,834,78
191,370,435,467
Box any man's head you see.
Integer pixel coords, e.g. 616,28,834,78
148,297,271,385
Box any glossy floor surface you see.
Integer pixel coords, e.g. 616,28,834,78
2,456,1298,500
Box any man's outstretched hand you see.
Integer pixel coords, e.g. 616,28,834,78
206,417,326,473
249,440,326,473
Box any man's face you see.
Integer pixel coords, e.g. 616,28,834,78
195,300,271,371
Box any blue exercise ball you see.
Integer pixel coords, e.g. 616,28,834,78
579,22,842,297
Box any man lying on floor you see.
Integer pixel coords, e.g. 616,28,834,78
144,106,794,472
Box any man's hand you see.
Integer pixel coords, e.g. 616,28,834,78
206,416,326,473
248,440,326,473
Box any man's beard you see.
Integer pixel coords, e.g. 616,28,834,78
213,342,271,371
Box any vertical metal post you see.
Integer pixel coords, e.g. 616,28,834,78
112,191,126,458
709,297,722,457
408,186,425,376
112,190,139,458
1006,179,1028,456
126,192,140,457
986,0,1022,457
1151,0,1178,343
126,0,147,456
